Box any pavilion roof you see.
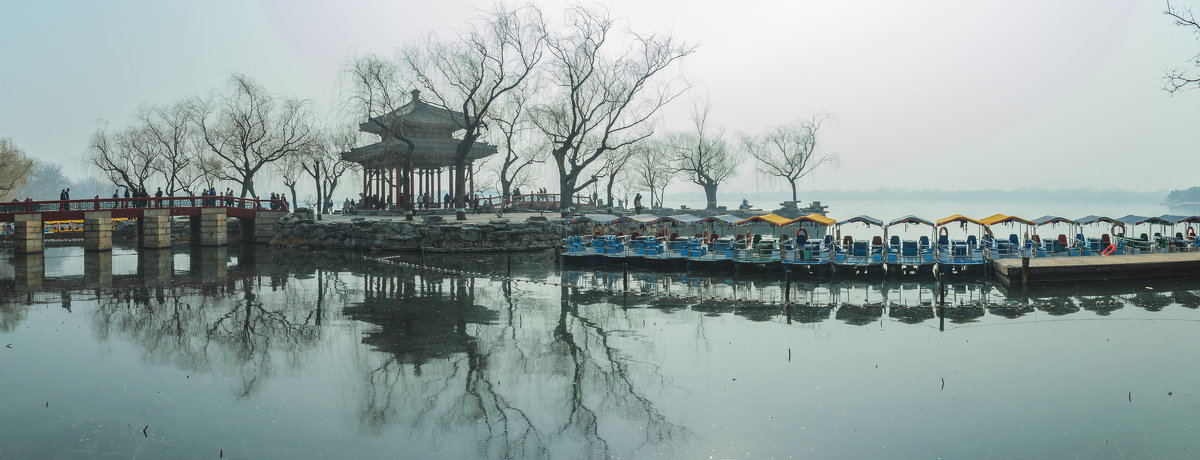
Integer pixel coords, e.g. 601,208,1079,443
342,138,497,169
360,90,466,135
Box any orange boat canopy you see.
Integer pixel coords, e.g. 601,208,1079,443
936,214,982,226
979,214,1034,226
736,213,794,226
785,213,836,226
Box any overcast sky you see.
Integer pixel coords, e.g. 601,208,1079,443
2,0,1199,197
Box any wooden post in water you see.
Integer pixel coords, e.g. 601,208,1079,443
784,267,791,303
938,271,946,332
622,262,629,292
1020,256,1030,285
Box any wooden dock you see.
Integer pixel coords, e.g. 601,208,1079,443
991,252,1200,285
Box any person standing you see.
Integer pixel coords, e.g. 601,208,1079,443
634,193,643,214
155,187,163,207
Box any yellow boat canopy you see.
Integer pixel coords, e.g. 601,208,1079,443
736,213,793,226
979,214,1034,226
785,213,837,226
936,214,982,226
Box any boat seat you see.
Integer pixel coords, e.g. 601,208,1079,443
967,235,977,248
938,235,949,247
1008,234,1019,246
902,240,918,256
1101,234,1110,246
890,235,901,247
853,241,868,256
919,236,930,250
630,232,639,239
670,232,678,240
843,236,853,248
1032,234,1042,245
1057,234,1068,251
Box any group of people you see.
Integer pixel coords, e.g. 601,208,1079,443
267,192,290,211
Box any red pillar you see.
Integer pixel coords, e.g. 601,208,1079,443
362,167,368,205
436,169,442,209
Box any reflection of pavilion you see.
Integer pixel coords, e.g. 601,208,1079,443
343,275,498,366
342,90,497,209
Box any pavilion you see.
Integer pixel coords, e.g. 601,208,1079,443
341,90,497,210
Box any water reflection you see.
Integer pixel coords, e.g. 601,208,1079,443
3,247,1200,458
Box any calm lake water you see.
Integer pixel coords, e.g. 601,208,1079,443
3,243,1200,459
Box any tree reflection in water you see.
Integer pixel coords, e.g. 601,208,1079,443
345,267,691,459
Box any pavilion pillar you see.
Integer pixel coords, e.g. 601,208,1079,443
362,167,368,207
393,166,399,209
437,168,442,208
469,164,475,201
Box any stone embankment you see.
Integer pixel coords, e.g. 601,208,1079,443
270,214,576,252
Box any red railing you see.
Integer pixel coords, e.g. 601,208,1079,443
0,195,285,221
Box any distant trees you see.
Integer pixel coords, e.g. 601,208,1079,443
667,98,738,210
1167,186,1200,203
1164,1,1200,92
0,138,34,200
344,55,418,211
401,3,546,219
740,115,836,203
301,128,359,220
195,75,316,198
534,4,696,216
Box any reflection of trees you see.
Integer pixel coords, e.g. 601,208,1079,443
347,269,690,458
87,254,334,398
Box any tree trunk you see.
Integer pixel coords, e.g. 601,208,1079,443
454,156,467,220
703,184,718,210
559,174,575,218
789,179,798,203
605,175,617,211
314,162,322,221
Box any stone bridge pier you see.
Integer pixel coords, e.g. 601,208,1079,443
84,211,113,251
13,214,43,254
140,209,172,249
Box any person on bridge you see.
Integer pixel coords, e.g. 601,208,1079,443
155,187,163,207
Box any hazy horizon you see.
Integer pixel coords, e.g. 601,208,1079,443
3,0,1200,198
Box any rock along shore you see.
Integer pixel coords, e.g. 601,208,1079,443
269,214,583,253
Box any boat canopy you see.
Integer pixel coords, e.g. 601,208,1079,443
662,214,703,225
569,214,621,225
835,215,883,227
886,215,934,228
936,214,982,226
736,213,793,226
615,213,664,224
1075,215,1118,226
786,213,837,226
1033,215,1075,226
1158,214,1200,225
1115,215,1170,226
700,214,742,225
979,214,1034,226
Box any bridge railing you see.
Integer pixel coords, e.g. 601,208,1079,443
474,193,596,211
0,195,286,215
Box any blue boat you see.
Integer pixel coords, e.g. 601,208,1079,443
979,214,1035,259
884,215,936,275
832,215,886,275
934,215,987,275
781,213,837,275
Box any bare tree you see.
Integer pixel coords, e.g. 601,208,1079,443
740,114,836,203
597,144,635,209
668,98,737,210
629,139,674,209
343,55,418,213
303,127,359,220
402,3,546,220
87,123,159,193
485,87,546,207
140,101,205,195
534,4,696,216
1165,1,1200,92
195,74,315,198
0,138,34,200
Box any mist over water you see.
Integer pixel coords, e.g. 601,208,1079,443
2,245,1199,459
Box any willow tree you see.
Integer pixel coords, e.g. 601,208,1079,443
195,75,315,198
402,3,546,220
86,123,160,193
629,139,674,209
533,4,696,216
0,138,34,200
740,115,836,203
1165,1,1200,92
485,87,546,206
668,98,737,210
